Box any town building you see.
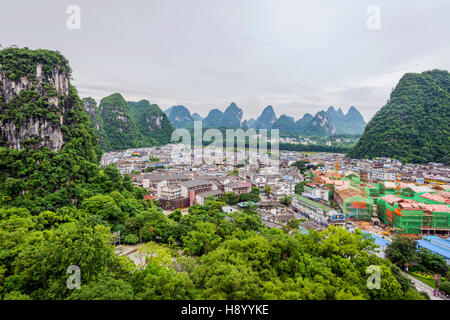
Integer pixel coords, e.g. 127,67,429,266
291,194,344,226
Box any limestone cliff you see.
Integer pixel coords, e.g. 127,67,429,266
0,49,76,152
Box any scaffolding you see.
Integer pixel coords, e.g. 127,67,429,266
377,196,450,234
343,195,374,220
393,209,424,234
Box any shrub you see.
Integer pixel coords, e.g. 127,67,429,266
438,281,450,295
123,233,139,244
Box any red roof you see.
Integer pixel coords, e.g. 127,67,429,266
143,194,156,201
423,204,450,212
420,193,446,203
380,194,402,205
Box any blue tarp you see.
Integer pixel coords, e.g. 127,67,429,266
361,231,391,247
417,240,450,260
423,235,450,251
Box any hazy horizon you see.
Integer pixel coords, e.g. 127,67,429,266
1,0,449,122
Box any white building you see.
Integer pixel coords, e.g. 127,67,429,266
291,194,343,226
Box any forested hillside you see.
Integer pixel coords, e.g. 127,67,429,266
349,69,450,164
99,93,147,151
128,99,174,145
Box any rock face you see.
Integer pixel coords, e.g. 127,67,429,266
0,57,72,152
0,64,69,105
83,97,103,132
242,118,256,129
0,118,64,151
303,111,337,135
270,107,365,136
82,97,109,150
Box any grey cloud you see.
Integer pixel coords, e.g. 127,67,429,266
1,0,449,122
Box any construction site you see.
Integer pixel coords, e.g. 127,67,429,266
306,160,450,239
377,194,450,235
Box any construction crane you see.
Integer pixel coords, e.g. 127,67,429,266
396,173,401,196
335,156,340,180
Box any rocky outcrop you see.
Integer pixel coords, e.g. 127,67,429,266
0,63,71,152
82,98,102,131
303,111,337,135
0,119,64,151
0,64,69,104
146,115,163,130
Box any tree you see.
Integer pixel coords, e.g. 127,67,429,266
123,234,139,244
378,183,386,195
385,236,418,269
168,209,182,222
239,187,261,203
11,222,120,299
2,291,32,300
137,242,173,269
291,160,310,174
182,222,221,256
263,186,272,196
280,196,292,206
132,263,195,300
284,219,302,233
80,195,123,224
218,192,240,205
439,280,450,295
67,276,135,300
417,248,448,274
192,247,263,299
295,181,307,195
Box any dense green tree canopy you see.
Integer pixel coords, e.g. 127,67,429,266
349,69,450,164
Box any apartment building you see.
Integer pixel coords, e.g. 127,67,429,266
224,181,252,194
292,194,344,226
180,180,213,206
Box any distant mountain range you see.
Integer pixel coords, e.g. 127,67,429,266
83,95,367,152
164,103,366,135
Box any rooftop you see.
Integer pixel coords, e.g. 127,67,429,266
361,231,391,247
180,180,211,187
417,240,450,260
196,189,223,197
292,194,335,212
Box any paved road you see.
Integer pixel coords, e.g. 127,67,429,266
402,271,444,300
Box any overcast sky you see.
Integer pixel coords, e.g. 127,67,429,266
1,0,449,121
